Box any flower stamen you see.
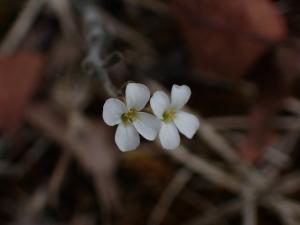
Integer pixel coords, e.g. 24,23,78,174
121,107,137,124
162,108,176,122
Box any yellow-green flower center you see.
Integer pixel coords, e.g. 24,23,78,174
121,108,137,124
162,108,177,122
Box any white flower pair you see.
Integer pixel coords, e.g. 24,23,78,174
102,83,199,151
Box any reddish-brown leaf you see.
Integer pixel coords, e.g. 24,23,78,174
239,44,300,162
0,53,44,133
173,0,287,78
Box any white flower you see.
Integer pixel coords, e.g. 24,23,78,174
150,84,200,150
102,83,160,151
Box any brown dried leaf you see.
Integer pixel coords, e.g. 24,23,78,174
0,53,44,133
238,44,300,162
173,0,286,78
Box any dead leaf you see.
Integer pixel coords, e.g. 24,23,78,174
173,0,286,78
239,48,287,162
172,0,291,162
0,53,44,133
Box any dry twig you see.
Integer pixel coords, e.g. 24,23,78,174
183,199,241,225
82,5,118,97
48,0,77,37
148,168,192,225
242,186,257,225
168,146,241,192
0,0,46,55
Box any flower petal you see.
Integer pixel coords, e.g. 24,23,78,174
115,123,140,151
171,85,191,110
174,111,200,139
126,83,150,110
103,98,127,126
133,112,160,141
159,122,180,150
150,91,170,118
